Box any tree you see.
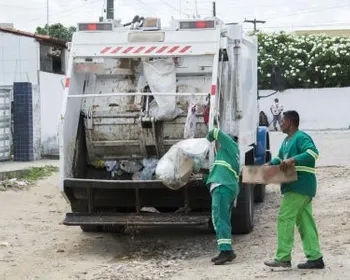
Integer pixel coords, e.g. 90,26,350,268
35,23,76,42
255,31,350,89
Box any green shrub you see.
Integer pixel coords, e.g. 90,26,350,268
255,31,350,89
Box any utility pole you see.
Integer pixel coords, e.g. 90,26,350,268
212,1,216,17
106,0,114,20
244,18,266,31
46,0,49,25
194,0,199,19
179,0,182,18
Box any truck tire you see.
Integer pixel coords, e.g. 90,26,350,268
254,150,271,203
71,201,125,233
231,183,254,234
254,184,266,203
208,216,215,233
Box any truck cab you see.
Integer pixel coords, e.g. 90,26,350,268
59,16,271,234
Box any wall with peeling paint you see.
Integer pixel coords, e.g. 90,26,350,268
39,71,65,156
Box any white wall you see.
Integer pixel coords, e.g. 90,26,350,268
0,32,42,160
0,32,39,85
32,85,41,160
259,87,350,130
39,71,65,156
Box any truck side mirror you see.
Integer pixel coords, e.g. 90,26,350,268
270,66,284,92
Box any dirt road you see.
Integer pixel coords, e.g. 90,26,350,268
0,131,350,280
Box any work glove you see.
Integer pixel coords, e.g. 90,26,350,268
206,128,217,142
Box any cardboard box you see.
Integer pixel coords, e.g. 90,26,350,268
177,156,194,186
242,165,297,184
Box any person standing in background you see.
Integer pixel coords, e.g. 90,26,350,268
270,98,284,131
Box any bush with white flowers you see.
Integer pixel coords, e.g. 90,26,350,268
255,31,350,89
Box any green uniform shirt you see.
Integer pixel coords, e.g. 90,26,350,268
271,130,319,197
204,128,240,194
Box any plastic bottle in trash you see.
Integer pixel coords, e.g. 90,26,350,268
120,160,142,174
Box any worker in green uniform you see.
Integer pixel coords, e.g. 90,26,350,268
204,124,240,265
264,110,325,269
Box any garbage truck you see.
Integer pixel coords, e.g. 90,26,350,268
59,16,271,234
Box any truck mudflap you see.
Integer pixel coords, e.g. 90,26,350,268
63,212,210,227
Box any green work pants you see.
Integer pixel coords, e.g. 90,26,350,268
211,185,238,252
276,192,323,261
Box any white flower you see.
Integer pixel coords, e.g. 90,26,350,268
332,73,336,76
267,73,271,77
307,79,310,82
314,81,318,84
326,65,330,68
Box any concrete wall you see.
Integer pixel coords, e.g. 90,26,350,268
295,29,350,37
0,32,39,86
32,85,41,160
258,87,350,130
0,32,66,158
39,71,64,156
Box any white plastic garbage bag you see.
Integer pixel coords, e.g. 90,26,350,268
184,95,197,139
155,138,211,190
143,58,183,120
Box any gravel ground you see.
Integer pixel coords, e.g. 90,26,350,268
0,130,350,280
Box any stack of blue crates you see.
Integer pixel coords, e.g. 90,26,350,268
13,82,34,161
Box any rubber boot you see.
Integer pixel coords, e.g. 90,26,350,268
214,250,236,265
264,259,292,268
298,258,325,269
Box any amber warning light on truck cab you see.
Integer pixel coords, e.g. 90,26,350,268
179,20,215,30
78,23,113,31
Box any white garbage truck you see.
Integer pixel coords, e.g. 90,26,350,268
59,16,271,234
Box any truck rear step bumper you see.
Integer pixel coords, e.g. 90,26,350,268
64,177,202,189
63,212,210,227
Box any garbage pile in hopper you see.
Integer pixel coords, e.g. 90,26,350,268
102,57,209,189
103,138,210,190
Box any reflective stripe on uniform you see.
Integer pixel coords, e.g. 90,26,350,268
217,239,232,245
213,160,239,180
306,149,319,160
214,128,219,140
295,166,316,174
